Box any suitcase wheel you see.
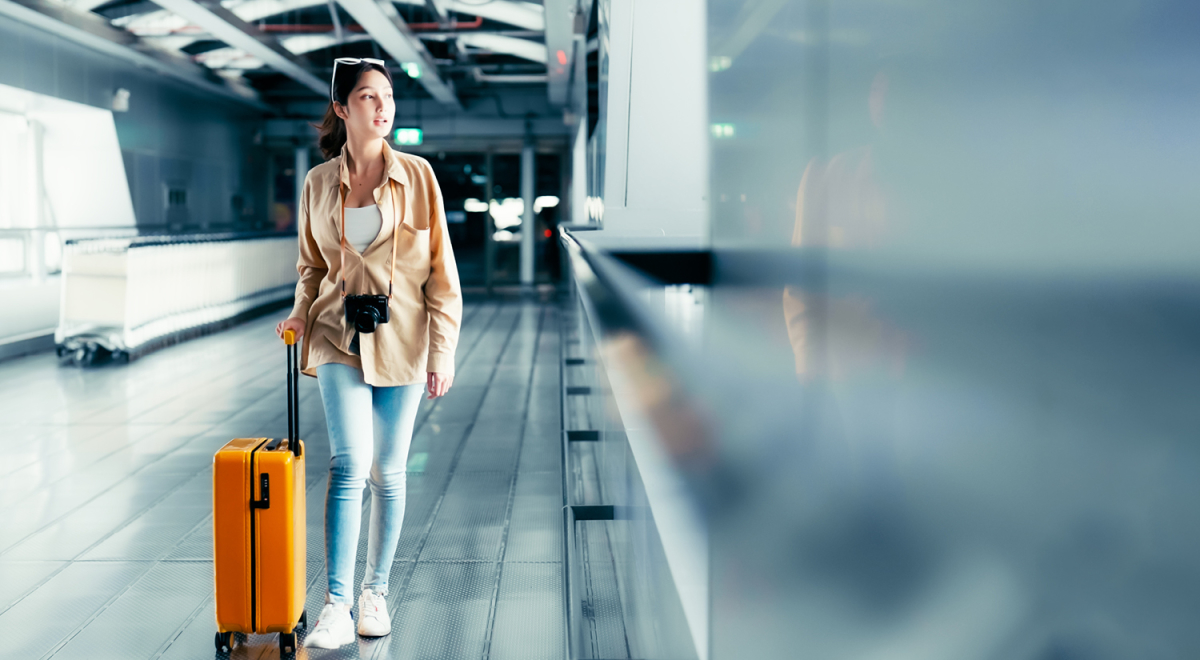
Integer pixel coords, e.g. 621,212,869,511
298,608,308,631
215,631,234,654
280,631,297,656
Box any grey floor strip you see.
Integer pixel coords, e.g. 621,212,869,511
482,306,549,659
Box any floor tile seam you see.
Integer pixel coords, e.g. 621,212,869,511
0,426,214,508
0,422,120,439
0,455,57,481
409,559,496,564
412,302,504,437
68,461,217,561
406,304,506,458
369,301,525,660
0,378,283,514
0,454,215,561
135,498,226,563
90,351,280,423
0,420,168,471
115,559,210,563
482,304,549,660
406,304,522,554
147,583,218,660
34,560,158,660
75,351,279,426
0,561,73,620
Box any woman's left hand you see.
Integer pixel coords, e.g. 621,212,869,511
427,372,453,399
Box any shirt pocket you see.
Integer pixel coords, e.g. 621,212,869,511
394,223,431,273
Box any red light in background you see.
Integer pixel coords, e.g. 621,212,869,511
556,50,568,66
543,229,553,238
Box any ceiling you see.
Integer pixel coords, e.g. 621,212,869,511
10,0,591,119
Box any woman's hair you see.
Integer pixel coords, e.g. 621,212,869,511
316,61,394,161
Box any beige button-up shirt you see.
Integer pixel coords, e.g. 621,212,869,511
288,143,462,386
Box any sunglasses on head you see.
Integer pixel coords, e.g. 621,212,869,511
331,58,386,102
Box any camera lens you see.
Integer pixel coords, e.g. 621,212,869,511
355,306,381,333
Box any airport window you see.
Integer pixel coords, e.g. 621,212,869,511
0,112,34,275
0,113,34,230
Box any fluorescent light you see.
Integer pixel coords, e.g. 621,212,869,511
464,198,489,213
402,62,421,79
585,196,604,223
489,198,524,229
533,195,559,213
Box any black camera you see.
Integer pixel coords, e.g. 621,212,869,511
344,294,390,333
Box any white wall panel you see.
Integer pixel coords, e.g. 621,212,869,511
590,0,708,248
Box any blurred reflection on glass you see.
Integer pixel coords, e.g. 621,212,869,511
702,0,1200,657
783,71,907,381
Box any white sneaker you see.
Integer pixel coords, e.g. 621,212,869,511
357,588,391,637
304,603,355,649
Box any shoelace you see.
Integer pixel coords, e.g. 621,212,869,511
362,592,385,617
313,605,344,632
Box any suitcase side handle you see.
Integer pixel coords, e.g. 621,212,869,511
284,330,301,457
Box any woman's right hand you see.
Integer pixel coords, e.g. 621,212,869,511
276,317,306,343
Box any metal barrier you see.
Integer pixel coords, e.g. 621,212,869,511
559,230,705,660
56,232,298,365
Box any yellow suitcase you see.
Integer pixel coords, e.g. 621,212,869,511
213,330,306,655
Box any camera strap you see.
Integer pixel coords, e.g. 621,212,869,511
340,178,401,300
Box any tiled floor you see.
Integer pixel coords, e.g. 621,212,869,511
0,298,563,660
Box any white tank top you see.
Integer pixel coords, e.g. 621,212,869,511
343,204,382,253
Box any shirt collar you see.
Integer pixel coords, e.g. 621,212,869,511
338,141,409,189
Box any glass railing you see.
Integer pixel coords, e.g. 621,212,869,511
559,230,707,660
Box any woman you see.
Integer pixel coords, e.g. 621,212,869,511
275,58,462,649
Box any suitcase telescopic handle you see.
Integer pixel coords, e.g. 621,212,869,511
284,330,301,456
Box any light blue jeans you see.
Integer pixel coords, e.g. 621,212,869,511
316,362,423,605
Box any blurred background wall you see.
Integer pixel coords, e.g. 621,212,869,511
0,17,269,234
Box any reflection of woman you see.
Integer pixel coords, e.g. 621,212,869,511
275,59,462,649
784,72,898,380
783,144,890,378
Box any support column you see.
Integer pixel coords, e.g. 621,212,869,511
520,138,535,286
294,145,310,229
571,32,589,226
30,120,47,283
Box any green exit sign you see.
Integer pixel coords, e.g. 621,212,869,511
711,123,735,139
394,128,423,145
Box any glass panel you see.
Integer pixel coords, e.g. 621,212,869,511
0,237,26,275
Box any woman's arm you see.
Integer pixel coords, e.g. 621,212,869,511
289,173,328,325
422,162,463,376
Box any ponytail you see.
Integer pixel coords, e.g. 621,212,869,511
316,103,346,161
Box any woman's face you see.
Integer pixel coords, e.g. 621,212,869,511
335,68,394,142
